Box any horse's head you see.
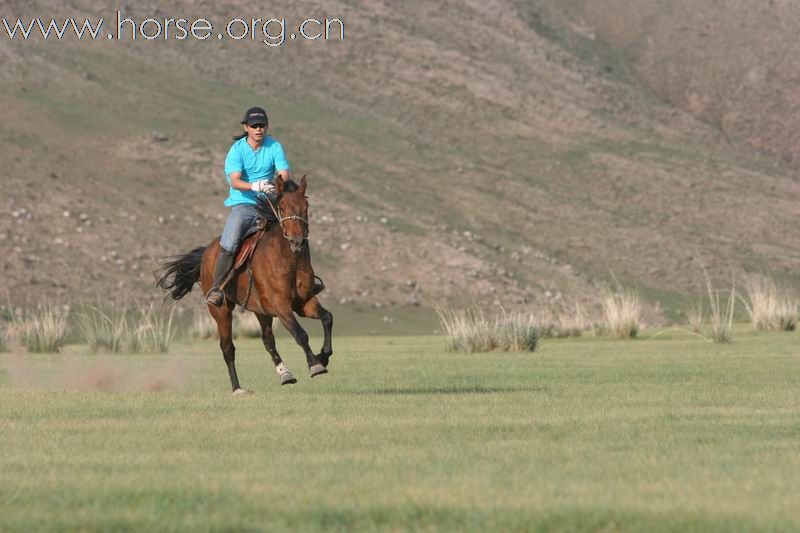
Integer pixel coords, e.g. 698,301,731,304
275,175,309,253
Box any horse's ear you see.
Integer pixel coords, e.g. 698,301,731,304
299,174,307,196
274,175,284,195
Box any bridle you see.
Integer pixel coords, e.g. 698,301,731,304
262,193,309,241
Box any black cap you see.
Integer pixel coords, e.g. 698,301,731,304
241,106,269,126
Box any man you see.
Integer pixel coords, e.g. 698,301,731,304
205,106,290,307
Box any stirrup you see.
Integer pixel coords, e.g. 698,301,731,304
206,288,225,307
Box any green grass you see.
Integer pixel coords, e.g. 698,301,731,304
1,329,799,532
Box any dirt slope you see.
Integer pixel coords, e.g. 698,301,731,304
1,0,798,324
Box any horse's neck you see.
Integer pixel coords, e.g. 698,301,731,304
263,228,298,264
263,228,311,269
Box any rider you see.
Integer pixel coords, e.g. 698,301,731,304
205,106,290,307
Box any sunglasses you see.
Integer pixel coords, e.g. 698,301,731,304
248,124,266,130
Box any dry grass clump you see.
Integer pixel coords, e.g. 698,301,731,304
190,310,217,340
436,307,540,353
77,305,130,353
682,301,705,333
0,325,8,353
703,268,736,344
740,274,798,331
77,303,177,353
11,304,68,353
601,288,642,339
131,304,177,353
189,310,263,340
538,301,590,338
236,312,263,338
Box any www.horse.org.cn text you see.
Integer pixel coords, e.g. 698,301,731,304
1,12,345,47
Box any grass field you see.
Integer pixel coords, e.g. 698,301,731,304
1,329,799,532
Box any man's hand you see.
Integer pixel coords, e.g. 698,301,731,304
250,180,275,195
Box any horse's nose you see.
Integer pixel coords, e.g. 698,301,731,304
289,237,305,253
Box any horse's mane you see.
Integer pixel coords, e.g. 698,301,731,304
254,179,299,219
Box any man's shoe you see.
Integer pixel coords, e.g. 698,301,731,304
311,276,326,297
206,288,225,307
311,283,325,296
207,249,235,307
311,276,325,296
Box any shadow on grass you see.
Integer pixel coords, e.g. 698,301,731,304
363,384,548,395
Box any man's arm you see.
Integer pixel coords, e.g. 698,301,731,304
225,146,257,191
273,142,290,182
228,171,251,191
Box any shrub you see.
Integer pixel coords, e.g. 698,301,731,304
15,304,68,353
190,310,217,340
683,301,705,334
236,312,263,338
601,288,641,339
704,268,736,344
189,310,265,340
436,307,539,353
538,301,589,338
741,274,798,331
495,310,540,351
130,303,176,353
76,305,130,353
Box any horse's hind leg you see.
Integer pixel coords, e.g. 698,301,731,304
255,314,297,386
209,303,245,394
276,309,328,378
298,298,333,368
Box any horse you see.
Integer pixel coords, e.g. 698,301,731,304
155,175,333,394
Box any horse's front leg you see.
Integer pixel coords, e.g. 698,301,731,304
277,309,327,378
255,313,297,385
297,298,333,368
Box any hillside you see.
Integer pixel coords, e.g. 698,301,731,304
1,0,799,327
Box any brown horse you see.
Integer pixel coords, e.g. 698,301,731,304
156,175,333,393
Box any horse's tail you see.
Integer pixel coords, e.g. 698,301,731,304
155,246,206,301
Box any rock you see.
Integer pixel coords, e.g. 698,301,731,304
152,132,169,142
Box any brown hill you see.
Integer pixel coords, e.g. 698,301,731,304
1,0,798,328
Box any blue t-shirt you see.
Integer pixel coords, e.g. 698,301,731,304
223,136,290,206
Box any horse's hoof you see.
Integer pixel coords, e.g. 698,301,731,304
309,364,328,378
232,388,253,396
318,353,331,368
280,372,297,385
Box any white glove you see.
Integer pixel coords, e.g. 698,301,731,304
250,180,275,194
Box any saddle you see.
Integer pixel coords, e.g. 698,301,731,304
234,227,265,270
220,216,326,302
